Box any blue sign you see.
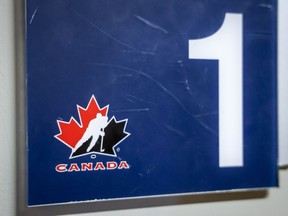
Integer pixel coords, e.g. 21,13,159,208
26,0,278,206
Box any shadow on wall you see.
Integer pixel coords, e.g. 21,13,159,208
17,190,267,216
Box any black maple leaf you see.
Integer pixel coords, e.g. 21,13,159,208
101,117,130,155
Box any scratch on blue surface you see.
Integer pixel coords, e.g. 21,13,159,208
71,8,137,50
134,14,169,34
29,7,39,24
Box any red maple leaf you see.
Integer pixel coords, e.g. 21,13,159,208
55,95,108,149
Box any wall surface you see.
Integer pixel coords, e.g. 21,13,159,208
0,0,16,215
1,0,288,215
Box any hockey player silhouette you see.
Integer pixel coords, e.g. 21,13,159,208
73,113,108,153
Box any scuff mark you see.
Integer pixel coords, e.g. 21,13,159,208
146,166,155,174
193,111,218,118
125,98,137,104
183,79,194,95
152,40,159,52
111,108,150,113
195,119,216,135
122,49,156,55
29,7,39,24
164,124,186,137
70,8,137,50
134,14,169,34
259,3,273,10
126,94,156,106
177,60,194,96
128,185,142,195
138,50,156,55
111,74,133,83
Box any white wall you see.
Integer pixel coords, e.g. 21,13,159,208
0,0,16,215
1,0,288,215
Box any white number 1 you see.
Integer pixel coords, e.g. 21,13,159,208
189,13,243,167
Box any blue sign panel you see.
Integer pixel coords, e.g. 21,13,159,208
26,0,278,206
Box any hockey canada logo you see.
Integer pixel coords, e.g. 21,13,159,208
55,95,130,159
